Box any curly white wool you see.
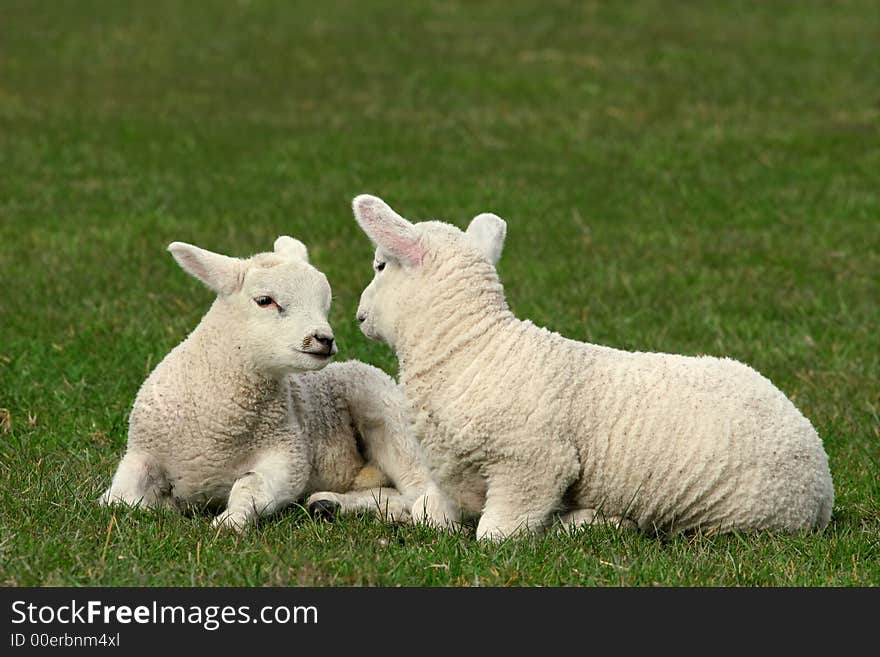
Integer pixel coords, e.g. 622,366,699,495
352,195,834,541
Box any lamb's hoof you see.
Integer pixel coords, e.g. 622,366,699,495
211,510,249,533
309,499,340,520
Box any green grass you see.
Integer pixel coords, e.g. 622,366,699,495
1,0,878,586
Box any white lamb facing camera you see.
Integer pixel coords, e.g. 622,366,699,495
352,194,834,541
101,235,439,531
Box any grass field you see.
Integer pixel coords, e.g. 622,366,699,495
1,0,878,586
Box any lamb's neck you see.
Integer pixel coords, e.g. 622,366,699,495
183,301,287,415
395,272,514,383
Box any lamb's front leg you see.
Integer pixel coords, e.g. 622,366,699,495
556,508,637,532
477,494,554,542
411,481,462,530
213,449,309,532
476,458,576,542
100,451,170,509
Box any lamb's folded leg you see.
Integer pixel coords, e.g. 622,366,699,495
556,508,637,532
213,449,308,532
347,408,459,528
477,499,551,541
344,370,431,501
476,460,575,541
411,481,462,530
99,451,169,509
306,488,411,523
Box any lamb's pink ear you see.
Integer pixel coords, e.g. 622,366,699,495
274,236,309,263
167,242,243,295
352,195,424,267
465,213,507,266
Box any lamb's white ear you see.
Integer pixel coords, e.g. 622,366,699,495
167,242,243,296
274,236,308,263
466,213,507,266
352,194,424,267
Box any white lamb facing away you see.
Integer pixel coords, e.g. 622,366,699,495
101,235,435,531
351,194,835,541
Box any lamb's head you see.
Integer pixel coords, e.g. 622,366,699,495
167,236,337,376
352,194,507,348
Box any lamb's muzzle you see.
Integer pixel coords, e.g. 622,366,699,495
302,331,337,357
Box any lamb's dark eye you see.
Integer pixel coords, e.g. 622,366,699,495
376,262,386,272
255,296,275,307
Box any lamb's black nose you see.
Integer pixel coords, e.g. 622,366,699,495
356,312,366,323
313,333,335,352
